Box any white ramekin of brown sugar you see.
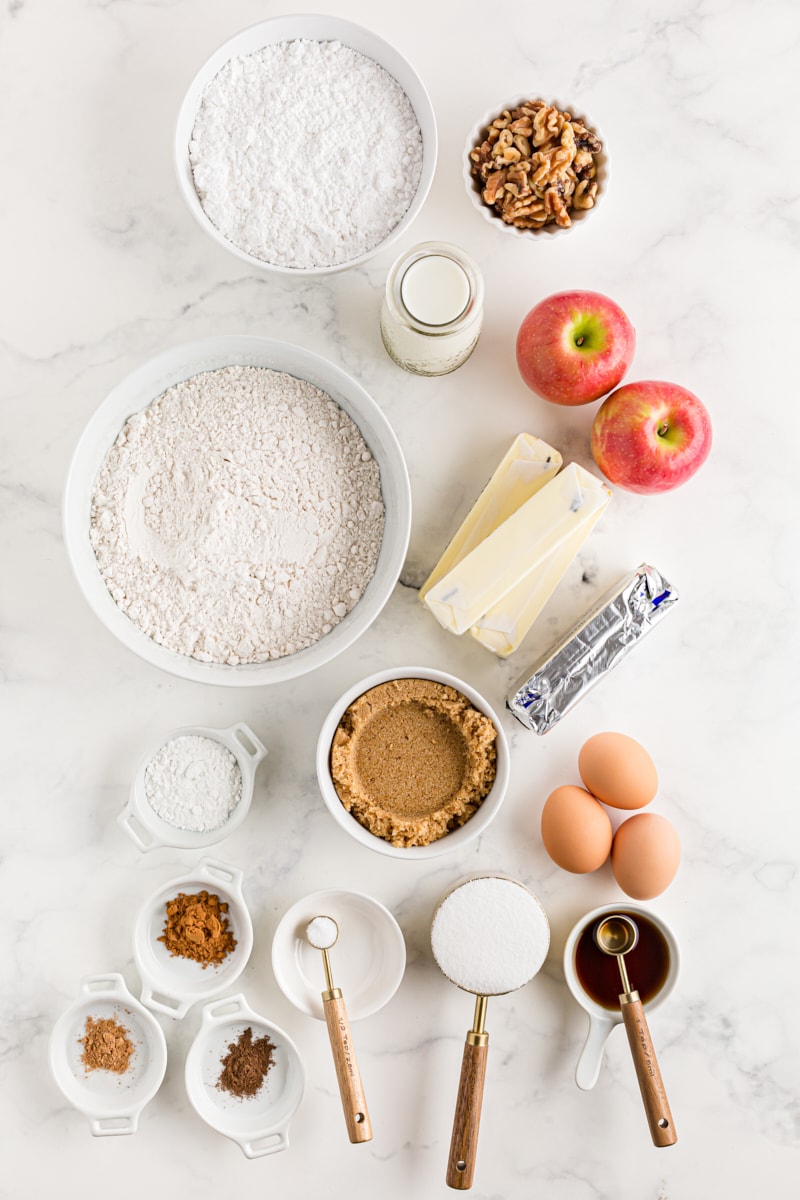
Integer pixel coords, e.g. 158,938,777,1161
316,666,510,860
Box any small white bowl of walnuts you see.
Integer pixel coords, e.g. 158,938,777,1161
464,98,607,237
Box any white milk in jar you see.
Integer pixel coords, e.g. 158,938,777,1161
380,242,484,376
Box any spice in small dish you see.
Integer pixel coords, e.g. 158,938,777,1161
216,1027,276,1099
158,890,237,967
79,1015,135,1075
330,678,497,848
468,100,602,230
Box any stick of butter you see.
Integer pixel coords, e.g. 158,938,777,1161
424,463,611,638
420,434,562,604
469,471,611,656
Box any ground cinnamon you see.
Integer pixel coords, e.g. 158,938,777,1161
216,1027,276,1099
158,889,236,967
80,1015,135,1074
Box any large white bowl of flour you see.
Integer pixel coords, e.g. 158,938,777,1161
175,15,437,274
63,337,411,685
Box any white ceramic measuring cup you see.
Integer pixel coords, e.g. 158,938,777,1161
119,722,267,852
563,902,680,1091
134,858,254,1019
48,973,167,1136
185,993,304,1158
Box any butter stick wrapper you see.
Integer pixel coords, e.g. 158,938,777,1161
506,564,679,734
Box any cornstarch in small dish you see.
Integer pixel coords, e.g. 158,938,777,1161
144,735,242,832
188,38,423,269
431,877,549,995
90,365,385,665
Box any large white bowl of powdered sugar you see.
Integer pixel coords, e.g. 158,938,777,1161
174,15,437,274
63,336,411,685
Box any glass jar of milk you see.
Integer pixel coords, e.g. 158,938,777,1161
380,242,484,376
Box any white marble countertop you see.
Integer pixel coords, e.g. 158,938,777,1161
2,0,796,1196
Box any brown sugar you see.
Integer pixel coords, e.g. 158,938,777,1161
330,678,497,847
158,889,236,967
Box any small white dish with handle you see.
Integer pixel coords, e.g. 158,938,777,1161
118,721,267,852
48,973,167,1136
134,858,253,1019
185,993,304,1158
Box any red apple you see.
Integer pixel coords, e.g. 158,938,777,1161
516,290,636,405
591,380,712,494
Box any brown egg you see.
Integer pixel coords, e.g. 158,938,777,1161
611,813,681,899
578,732,658,810
540,785,613,873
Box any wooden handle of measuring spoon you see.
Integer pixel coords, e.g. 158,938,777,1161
446,1035,488,1189
322,990,373,1143
620,993,677,1147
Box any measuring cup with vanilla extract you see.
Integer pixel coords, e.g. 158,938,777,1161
563,903,679,1091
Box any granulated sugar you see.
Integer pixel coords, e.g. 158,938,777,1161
189,38,424,268
90,365,385,664
144,735,242,832
431,876,550,995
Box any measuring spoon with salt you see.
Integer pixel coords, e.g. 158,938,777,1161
430,874,550,1190
305,915,372,1144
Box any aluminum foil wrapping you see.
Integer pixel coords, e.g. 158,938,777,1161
507,564,679,735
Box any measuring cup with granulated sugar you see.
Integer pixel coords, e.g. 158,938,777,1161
431,874,550,1191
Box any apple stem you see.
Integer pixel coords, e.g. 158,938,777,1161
658,421,669,438
575,336,585,346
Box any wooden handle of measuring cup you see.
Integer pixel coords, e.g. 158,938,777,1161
620,993,677,1147
322,990,373,1143
446,1034,489,1189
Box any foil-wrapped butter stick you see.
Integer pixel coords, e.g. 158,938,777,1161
507,564,679,735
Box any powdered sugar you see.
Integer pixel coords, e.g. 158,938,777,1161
90,365,385,664
431,877,550,995
188,38,424,268
144,735,242,832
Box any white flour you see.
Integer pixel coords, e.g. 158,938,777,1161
144,734,242,832
189,38,424,268
431,877,550,995
90,366,385,664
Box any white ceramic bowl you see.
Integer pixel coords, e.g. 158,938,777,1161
49,973,167,1136
63,336,412,685
563,902,680,1091
185,994,304,1158
315,667,510,860
463,97,608,239
119,722,267,852
271,889,406,1020
133,858,254,1019
174,14,437,275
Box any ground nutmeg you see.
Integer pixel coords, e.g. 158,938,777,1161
80,1015,135,1075
216,1027,276,1099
